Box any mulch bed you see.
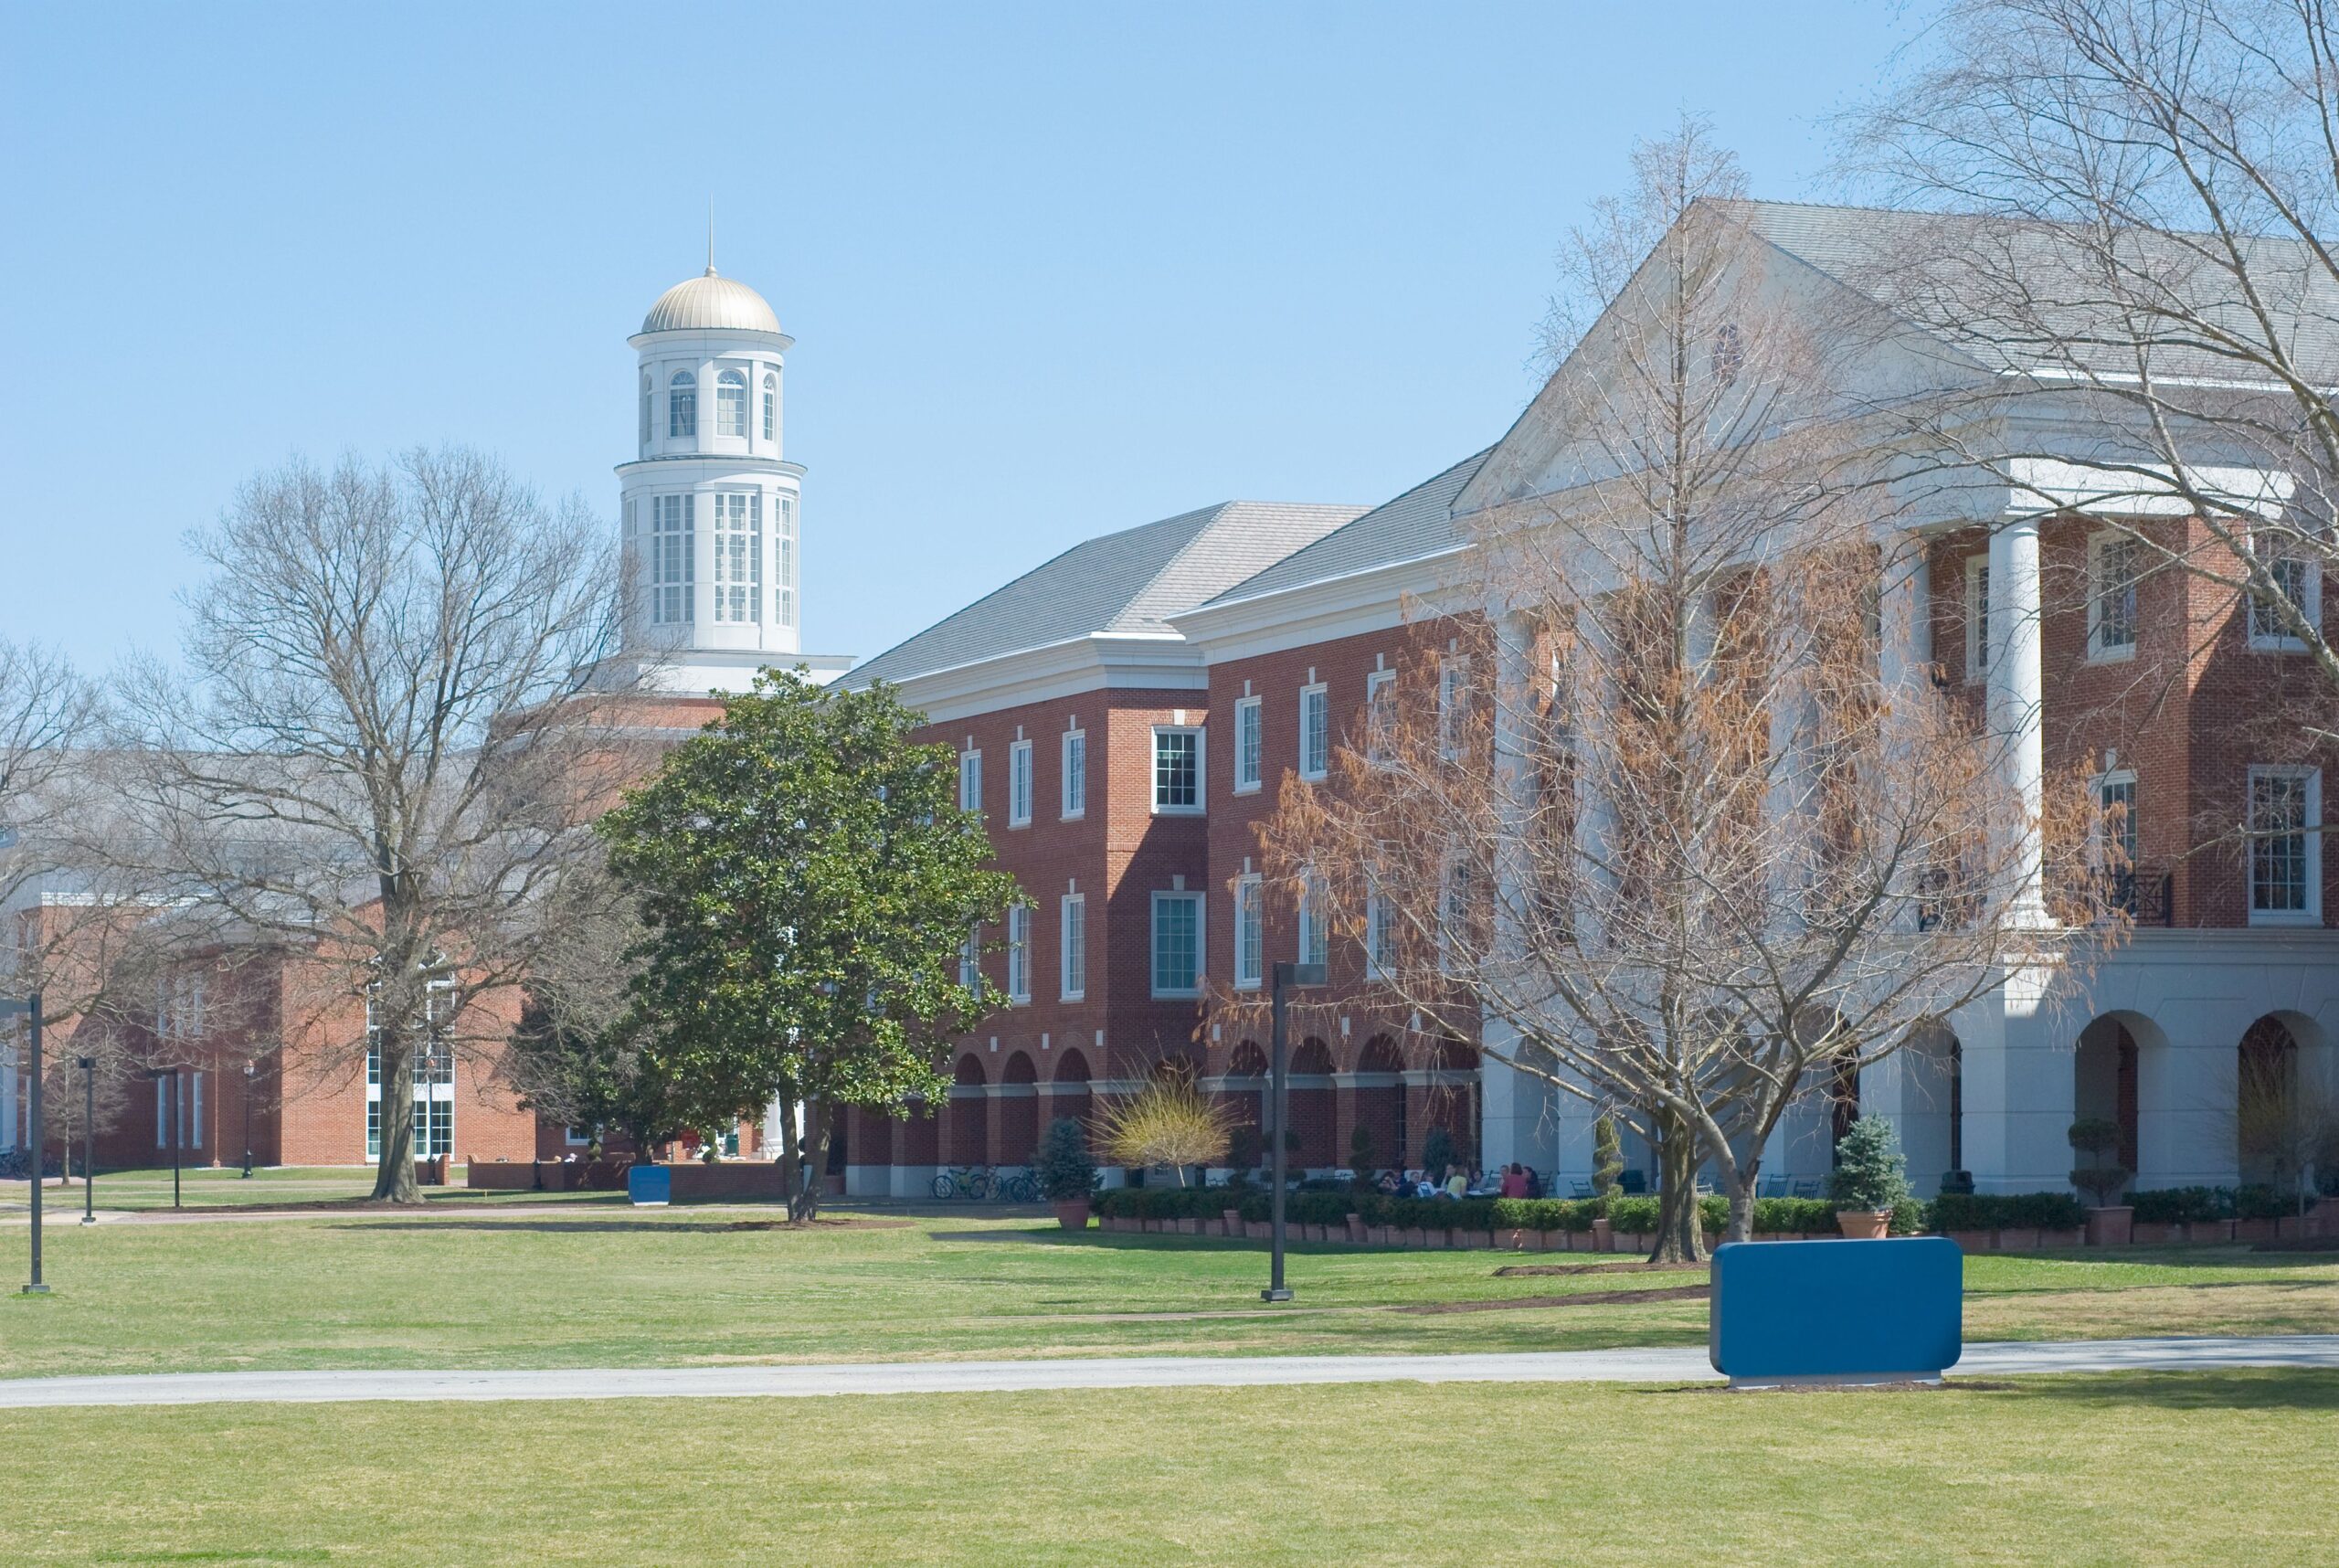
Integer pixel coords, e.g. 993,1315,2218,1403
1398,1285,1709,1314
1492,1261,1709,1277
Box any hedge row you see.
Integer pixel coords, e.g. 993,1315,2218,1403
1928,1192,2087,1231
1095,1187,2057,1235
2129,1184,2312,1223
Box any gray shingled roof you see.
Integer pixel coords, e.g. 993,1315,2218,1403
1198,448,1492,609
1737,199,2339,386
844,501,1364,687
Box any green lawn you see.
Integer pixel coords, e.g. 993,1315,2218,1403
4,1372,2334,1565
1,1206,2333,1380
3,1164,621,1211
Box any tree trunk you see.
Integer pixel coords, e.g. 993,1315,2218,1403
1722,1167,1755,1245
792,1097,828,1224
370,1038,419,1203
776,1097,801,1217
1647,1110,1708,1264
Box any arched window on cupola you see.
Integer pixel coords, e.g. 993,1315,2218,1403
639,373,652,445
761,371,778,441
716,368,748,438
668,370,697,439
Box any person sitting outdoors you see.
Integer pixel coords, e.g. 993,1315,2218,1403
1444,1166,1469,1200
1498,1162,1529,1199
1374,1169,1403,1197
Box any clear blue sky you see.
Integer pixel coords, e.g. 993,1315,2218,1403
2,2,1926,673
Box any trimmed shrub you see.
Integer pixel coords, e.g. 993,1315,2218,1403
1751,1197,1841,1234
2235,1183,2293,1221
1929,1192,2085,1232
2128,1186,2231,1224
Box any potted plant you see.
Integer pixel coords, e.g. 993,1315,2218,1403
1828,1116,1910,1240
1033,1117,1098,1231
2068,1118,2133,1245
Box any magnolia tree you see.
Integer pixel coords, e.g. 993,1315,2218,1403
101,448,641,1202
1847,0,2339,732
598,673,1018,1222
1257,123,2118,1262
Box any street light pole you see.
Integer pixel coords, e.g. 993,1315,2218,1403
168,1068,181,1209
1262,961,1325,1304
241,1060,254,1178
77,1057,94,1224
3,993,48,1295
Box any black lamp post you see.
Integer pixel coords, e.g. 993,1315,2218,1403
240,1060,255,1178
1262,960,1326,1303
4,992,48,1294
76,1056,94,1224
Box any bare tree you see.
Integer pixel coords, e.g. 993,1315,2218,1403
1249,121,2115,1261
1847,0,2339,728
104,448,643,1202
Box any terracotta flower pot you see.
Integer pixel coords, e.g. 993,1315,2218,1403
1836,1209,1891,1241
2085,1205,2133,1247
1222,1208,1244,1234
1591,1217,1614,1253
1053,1200,1091,1231
1347,1213,1367,1244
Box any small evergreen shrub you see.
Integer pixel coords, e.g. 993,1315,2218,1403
2128,1186,2230,1224
1827,1116,1912,1213
1592,1114,1624,1196
1032,1117,1098,1202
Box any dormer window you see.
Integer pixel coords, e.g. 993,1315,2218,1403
762,372,778,441
668,371,697,439
716,368,749,438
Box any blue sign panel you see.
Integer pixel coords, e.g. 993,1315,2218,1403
627,1165,672,1206
1709,1236,1963,1385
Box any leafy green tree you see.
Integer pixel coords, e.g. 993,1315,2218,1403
599,671,1018,1219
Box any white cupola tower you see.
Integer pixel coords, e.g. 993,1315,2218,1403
615,254,852,693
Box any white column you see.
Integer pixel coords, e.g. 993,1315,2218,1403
1878,534,1930,699
1988,516,2050,926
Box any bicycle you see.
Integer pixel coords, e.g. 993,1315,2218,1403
931,1164,994,1201
994,1169,1041,1203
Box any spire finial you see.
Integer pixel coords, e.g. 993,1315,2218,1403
705,200,715,276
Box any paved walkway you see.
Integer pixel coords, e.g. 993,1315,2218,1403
2,1335,2333,1410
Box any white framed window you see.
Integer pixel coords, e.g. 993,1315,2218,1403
1233,697,1263,793
1364,891,1395,980
1006,904,1031,1002
716,367,749,438
1437,658,1469,759
1233,874,1264,990
775,493,796,629
959,928,979,991
958,748,982,814
711,493,760,624
1439,854,1473,971
191,1073,204,1148
1298,683,1329,780
2249,548,2318,651
1297,873,1327,969
2096,768,2138,872
2248,766,2321,924
1150,890,1203,997
1008,739,1033,827
652,493,694,625
1365,669,1396,764
1963,556,1990,680
2087,532,2142,662
365,979,457,1160
1060,894,1086,1001
761,371,778,441
668,369,697,438
566,1125,593,1148
1060,728,1086,820
1153,726,1203,813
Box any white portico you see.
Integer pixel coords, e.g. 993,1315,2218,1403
611,259,852,694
